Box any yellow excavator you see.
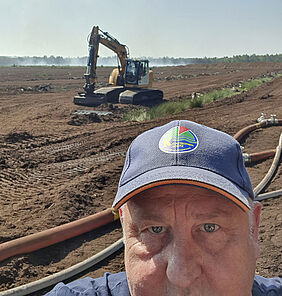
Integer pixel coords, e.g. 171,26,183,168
74,26,163,106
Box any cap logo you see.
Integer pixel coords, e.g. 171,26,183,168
159,126,198,153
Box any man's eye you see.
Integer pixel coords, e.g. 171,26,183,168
148,226,164,234
200,223,219,233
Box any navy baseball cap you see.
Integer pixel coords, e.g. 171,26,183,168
113,120,254,211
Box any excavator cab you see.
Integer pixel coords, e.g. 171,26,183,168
125,59,149,86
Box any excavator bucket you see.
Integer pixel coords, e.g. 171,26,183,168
74,93,106,106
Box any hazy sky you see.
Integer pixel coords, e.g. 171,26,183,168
1,0,282,58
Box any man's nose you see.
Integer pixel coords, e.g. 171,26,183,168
166,237,202,289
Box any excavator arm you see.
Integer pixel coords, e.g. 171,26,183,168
99,30,128,74
84,26,128,94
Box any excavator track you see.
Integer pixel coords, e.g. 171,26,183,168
119,88,163,104
74,87,163,106
74,86,124,106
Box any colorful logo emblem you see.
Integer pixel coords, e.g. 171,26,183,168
159,126,198,153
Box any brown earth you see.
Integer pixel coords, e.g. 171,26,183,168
0,62,281,294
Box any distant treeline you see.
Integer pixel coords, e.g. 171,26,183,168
0,56,88,66
0,54,281,67
157,54,282,65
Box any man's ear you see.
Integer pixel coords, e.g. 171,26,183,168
251,201,262,258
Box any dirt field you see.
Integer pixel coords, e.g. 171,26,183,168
0,62,281,294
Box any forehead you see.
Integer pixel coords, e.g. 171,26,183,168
126,184,242,216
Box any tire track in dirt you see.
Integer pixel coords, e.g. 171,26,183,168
0,121,142,218
0,149,127,201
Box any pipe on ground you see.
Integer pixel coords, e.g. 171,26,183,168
256,189,282,201
0,208,119,262
233,118,282,142
254,133,282,196
234,121,267,142
0,238,124,296
243,149,276,163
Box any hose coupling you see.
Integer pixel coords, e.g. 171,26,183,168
242,153,251,163
269,114,278,125
257,113,266,123
257,113,278,125
112,208,120,220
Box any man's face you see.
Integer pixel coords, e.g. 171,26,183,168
122,185,261,296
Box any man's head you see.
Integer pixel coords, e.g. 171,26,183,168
113,120,261,296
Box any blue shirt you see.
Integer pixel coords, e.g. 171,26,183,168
45,272,282,295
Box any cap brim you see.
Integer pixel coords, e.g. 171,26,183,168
113,166,251,211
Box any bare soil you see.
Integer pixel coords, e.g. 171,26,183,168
0,62,281,294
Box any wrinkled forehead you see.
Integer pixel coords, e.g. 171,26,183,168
125,184,243,219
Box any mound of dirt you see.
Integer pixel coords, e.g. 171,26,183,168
20,84,52,93
68,113,102,125
4,132,33,143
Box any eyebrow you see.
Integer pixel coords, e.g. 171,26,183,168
133,211,165,222
193,209,231,220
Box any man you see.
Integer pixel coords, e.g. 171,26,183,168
46,120,281,295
